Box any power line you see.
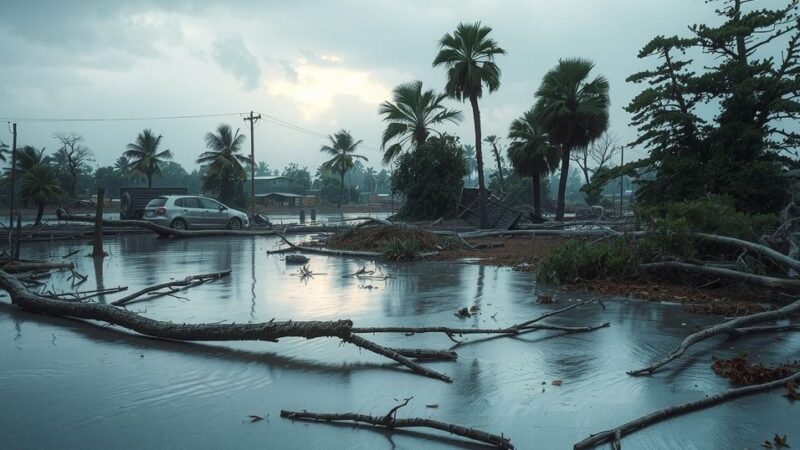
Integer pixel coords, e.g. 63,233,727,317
0,113,246,123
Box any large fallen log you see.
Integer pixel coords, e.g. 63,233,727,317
640,261,800,291
0,260,75,273
56,211,349,239
111,270,231,306
628,297,800,376
281,399,514,449
574,370,800,449
0,269,452,382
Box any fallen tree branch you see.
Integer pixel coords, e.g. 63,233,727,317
729,324,800,337
342,334,452,382
0,260,75,274
281,403,514,449
574,370,800,449
691,232,800,274
111,270,231,306
628,298,800,376
640,261,800,291
56,211,349,239
0,269,458,382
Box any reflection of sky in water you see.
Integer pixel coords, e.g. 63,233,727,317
1,235,798,449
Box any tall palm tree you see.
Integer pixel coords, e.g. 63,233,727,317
484,135,505,191
379,80,462,164
197,124,251,206
534,58,609,220
256,161,271,176
507,110,560,216
433,22,505,228
320,130,367,207
124,129,173,187
20,162,63,225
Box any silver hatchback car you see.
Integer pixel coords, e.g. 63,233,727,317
143,195,249,230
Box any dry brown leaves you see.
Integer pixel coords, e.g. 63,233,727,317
711,354,800,386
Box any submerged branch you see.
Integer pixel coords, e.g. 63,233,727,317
628,297,800,376
574,370,800,449
111,270,231,306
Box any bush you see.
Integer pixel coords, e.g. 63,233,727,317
391,134,466,220
384,236,421,261
535,238,638,284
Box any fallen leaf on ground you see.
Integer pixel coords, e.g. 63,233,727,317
551,380,563,386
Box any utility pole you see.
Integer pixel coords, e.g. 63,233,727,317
243,111,261,220
619,145,624,216
8,122,16,227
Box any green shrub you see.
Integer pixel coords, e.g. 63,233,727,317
383,236,421,261
535,238,638,284
635,195,777,241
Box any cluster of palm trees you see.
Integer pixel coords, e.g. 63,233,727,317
509,58,609,219
374,22,609,223
119,125,252,206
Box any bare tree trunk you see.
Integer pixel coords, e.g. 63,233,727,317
338,172,344,208
34,203,44,226
556,146,571,221
532,175,542,216
469,94,488,228
147,173,152,188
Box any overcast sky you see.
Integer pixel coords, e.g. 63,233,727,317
0,0,719,173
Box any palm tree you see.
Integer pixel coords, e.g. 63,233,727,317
534,58,609,220
379,80,462,163
364,167,378,193
507,110,561,216
433,22,505,228
20,163,63,225
462,144,478,185
197,124,251,206
124,129,173,187
320,130,367,207
256,161,271,176
484,135,505,191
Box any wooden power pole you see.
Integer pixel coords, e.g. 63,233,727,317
243,111,261,219
8,122,16,228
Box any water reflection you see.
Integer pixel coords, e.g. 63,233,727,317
2,234,798,449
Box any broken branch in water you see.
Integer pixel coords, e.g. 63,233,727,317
0,269,456,382
628,298,800,376
350,301,605,338
574,370,800,449
111,270,231,306
280,399,514,449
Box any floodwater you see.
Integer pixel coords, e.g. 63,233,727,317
1,235,798,449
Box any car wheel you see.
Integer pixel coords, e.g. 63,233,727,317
228,217,242,230
171,219,188,230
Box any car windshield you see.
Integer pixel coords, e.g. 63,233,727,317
147,197,167,207
199,198,222,209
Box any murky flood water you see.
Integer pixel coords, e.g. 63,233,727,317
1,235,797,449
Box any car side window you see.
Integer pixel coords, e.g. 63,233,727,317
177,197,200,208
199,198,221,209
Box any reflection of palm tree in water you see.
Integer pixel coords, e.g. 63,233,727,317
92,256,105,303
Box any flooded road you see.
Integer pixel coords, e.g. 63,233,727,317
1,235,798,449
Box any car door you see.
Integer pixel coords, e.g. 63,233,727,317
177,197,205,228
199,197,226,228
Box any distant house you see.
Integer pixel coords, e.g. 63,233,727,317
255,192,304,207
246,176,302,195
